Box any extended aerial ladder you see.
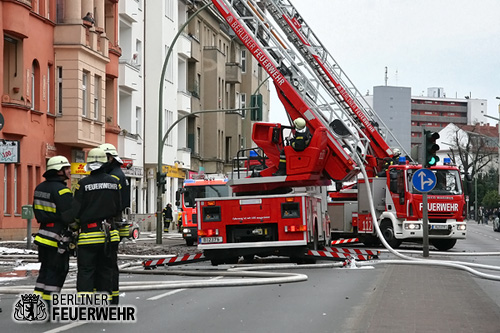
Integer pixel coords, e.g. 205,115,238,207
211,0,401,187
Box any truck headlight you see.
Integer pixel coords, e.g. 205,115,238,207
405,223,421,230
457,224,466,231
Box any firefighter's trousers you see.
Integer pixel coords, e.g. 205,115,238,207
34,245,69,302
110,242,120,304
76,243,114,296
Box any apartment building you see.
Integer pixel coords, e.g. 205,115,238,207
0,0,120,239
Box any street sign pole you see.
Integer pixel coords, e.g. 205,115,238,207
412,168,436,258
422,193,429,257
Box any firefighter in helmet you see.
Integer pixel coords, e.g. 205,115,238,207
33,155,76,304
73,148,121,300
273,117,312,176
99,143,130,304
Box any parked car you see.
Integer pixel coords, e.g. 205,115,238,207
493,217,500,232
128,221,140,239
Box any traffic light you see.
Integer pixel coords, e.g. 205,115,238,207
250,94,263,121
423,130,440,168
157,172,167,193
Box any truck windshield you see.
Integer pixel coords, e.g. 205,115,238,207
407,169,463,195
183,185,229,208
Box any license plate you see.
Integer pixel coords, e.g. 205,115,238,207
200,237,223,244
431,225,448,230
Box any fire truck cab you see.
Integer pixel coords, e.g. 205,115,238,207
176,177,229,246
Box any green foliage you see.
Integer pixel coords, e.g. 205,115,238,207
481,190,500,209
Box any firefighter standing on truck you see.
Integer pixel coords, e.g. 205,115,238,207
273,117,312,176
99,143,130,304
33,156,76,305
73,148,121,300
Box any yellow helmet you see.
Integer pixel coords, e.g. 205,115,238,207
46,156,70,172
86,148,107,171
99,143,123,164
293,117,306,130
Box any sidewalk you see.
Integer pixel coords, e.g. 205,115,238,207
349,264,500,333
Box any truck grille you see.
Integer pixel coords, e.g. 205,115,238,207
226,224,278,243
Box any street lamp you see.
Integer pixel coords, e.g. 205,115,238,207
156,2,212,244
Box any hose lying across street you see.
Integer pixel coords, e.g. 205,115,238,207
1,162,500,294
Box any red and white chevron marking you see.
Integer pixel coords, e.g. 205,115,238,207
323,246,379,257
143,253,205,268
331,238,359,245
306,250,351,260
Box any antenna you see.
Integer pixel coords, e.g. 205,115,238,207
384,66,388,86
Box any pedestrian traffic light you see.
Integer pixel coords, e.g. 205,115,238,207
157,172,167,193
423,130,440,168
250,94,263,121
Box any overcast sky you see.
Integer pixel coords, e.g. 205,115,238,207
268,0,500,124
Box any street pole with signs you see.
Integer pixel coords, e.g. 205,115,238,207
412,168,437,257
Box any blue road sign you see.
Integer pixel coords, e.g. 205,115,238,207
412,168,436,193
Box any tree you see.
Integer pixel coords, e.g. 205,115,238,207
444,123,498,208
482,190,500,210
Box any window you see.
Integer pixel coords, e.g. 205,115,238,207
14,165,19,214
82,71,88,117
47,65,51,113
164,109,173,146
165,0,174,19
240,93,246,118
57,67,63,115
3,166,7,215
241,50,247,73
31,61,41,111
94,75,101,120
136,107,142,137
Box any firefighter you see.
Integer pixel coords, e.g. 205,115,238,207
273,117,312,176
33,155,76,305
163,203,173,233
73,148,121,301
99,143,130,304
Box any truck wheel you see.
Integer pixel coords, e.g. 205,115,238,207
430,239,457,251
362,235,380,247
380,220,401,249
186,239,195,246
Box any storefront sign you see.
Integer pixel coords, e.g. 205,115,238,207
163,165,185,179
0,140,20,163
71,162,90,175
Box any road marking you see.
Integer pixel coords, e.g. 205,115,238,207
43,321,87,332
147,276,223,301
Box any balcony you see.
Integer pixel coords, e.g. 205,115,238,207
225,62,241,84
119,62,141,92
119,0,140,23
188,35,201,63
176,147,192,170
177,91,191,113
177,34,192,59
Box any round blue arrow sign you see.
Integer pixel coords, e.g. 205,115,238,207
412,168,437,193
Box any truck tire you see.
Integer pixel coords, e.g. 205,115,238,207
380,220,401,249
362,235,380,247
430,239,457,251
186,239,195,246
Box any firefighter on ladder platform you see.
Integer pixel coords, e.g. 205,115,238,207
73,148,122,302
273,117,312,176
33,156,76,306
100,143,130,304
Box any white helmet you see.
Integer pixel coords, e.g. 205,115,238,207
85,148,107,171
99,143,123,164
46,155,71,172
393,148,401,157
293,117,306,130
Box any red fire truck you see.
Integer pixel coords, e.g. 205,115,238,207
329,163,467,250
176,177,229,246
196,0,467,263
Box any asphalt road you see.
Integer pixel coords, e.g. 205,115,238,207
2,222,500,332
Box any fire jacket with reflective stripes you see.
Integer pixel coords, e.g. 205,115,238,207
33,176,75,248
73,168,122,245
107,162,131,237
